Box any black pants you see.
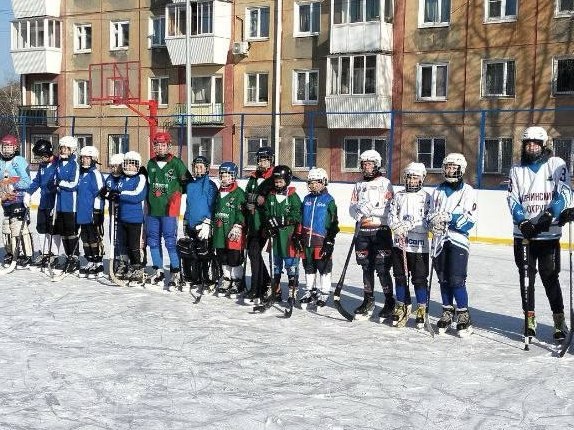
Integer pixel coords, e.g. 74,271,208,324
36,208,54,234
54,212,78,257
181,228,214,284
355,227,393,295
513,238,564,314
80,223,104,262
391,247,429,304
247,234,271,297
119,222,143,265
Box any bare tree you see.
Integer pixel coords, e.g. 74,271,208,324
0,80,21,138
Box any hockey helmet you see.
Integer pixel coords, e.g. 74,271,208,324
442,153,467,183
256,146,275,163
32,139,53,158
1,134,19,158
59,136,78,151
109,153,125,166
152,131,171,157
521,126,549,164
522,126,548,145
219,161,238,187
403,162,426,192
360,149,382,177
272,165,292,186
308,167,328,185
123,151,142,177
80,145,99,160
192,155,210,177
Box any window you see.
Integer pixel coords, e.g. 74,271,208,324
555,138,574,174
334,0,392,24
191,76,223,104
295,2,320,36
246,137,269,166
167,5,186,36
484,137,512,174
556,0,574,16
419,0,451,27
150,77,169,106
482,60,515,97
74,80,89,107
417,137,446,170
485,0,517,21
108,135,129,159
75,135,93,150
12,19,61,50
245,73,269,104
32,82,58,105
293,137,317,169
191,137,223,166
166,3,213,36
74,24,92,52
417,63,448,100
149,17,165,47
553,57,574,94
293,70,319,104
246,7,270,39
329,55,376,95
110,21,129,50
343,137,387,170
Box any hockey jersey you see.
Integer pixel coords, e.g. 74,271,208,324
389,188,431,253
212,183,246,250
55,155,80,213
507,156,571,240
428,181,477,257
244,168,274,235
26,157,58,210
76,166,105,225
146,155,189,217
118,173,147,224
185,174,218,228
301,189,339,249
348,174,394,234
263,187,302,258
0,155,32,208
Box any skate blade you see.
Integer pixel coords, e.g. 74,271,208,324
354,313,371,321
457,326,473,338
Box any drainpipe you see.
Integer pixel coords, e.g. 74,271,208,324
186,0,193,167
273,0,282,161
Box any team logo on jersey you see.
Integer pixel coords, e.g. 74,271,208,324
152,183,167,197
165,169,176,182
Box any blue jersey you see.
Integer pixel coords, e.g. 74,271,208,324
76,166,105,225
0,155,32,208
301,190,335,248
104,174,123,216
118,173,147,224
185,175,218,228
55,155,80,213
27,157,58,210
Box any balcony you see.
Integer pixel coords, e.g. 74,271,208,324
18,105,58,127
12,0,61,18
12,49,62,75
330,21,392,54
325,95,391,129
175,103,224,125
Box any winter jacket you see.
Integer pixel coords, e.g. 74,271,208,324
55,155,80,213
185,174,218,228
76,165,105,225
26,157,58,210
118,173,147,224
0,155,32,208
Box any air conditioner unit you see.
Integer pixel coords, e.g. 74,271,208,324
232,41,249,56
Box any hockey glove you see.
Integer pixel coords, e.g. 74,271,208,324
107,190,120,202
519,220,537,239
428,212,451,236
291,233,304,253
228,224,242,242
320,240,335,260
391,221,410,238
536,211,553,233
267,216,286,230
196,219,211,241
358,201,374,216
558,207,574,226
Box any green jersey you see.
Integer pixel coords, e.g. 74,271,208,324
146,155,190,217
263,187,302,258
244,168,274,235
212,183,246,250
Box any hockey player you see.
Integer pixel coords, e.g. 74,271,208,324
262,165,302,303
0,134,33,268
76,146,105,278
507,126,571,342
179,155,218,290
53,136,81,273
348,149,395,320
115,151,147,285
26,139,60,268
244,146,275,301
389,162,431,328
212,162,246,297
146,131,191,290
427,153,477,336
297,167,339,309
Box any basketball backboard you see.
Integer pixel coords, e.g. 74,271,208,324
88,61,141,105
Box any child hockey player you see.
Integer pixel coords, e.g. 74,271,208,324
53,136,81,274
146,131,191,290
389,162,431,328
263,165,302,303
26,139,59,269
244,146,275,301
297,167,339,309
348,149,395,320
507,126,571,343
76,146,105,278
179,155,218,290
212,162,246,298
115,151,147,285
427,153,477,336
0,134,33,269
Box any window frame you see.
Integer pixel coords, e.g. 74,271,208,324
73,79,90,108
149,16,166,47
416,62,448,101
245,72,269,105
293,137,318,170
342,137,387,172
553,56,574,95
484,0,517,23
418,0,451,28
294,1,321,37
481,59,516,97
246,6,270,40
191,75,223,105
293,69,319,105
75,135,93,151
12,18,61,50
110,20,130,50
108,134,129,160
416,136,446,171
191,136,222,167
246,137,270,168
32,81,58,106
554,137,574,175
483,137,513,174
74,23,92,53
149,76,169,106
556,0,574,17
328,55,377,96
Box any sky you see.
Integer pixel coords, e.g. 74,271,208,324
0,6,16,86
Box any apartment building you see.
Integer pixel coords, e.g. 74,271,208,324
9,0,574,186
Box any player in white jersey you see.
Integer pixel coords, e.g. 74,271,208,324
389,162,431,328
507,126,571,342
349,149,395,320
427,153,477,336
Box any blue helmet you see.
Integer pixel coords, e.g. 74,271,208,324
256,146,274,163
219,161,238,181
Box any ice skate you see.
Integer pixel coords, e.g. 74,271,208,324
2,253,13,268
147,268,165,287
553,312,568,342
378,296,396,320
127,265,145,287
115,260,130,280
415,305,426,329
226,280,243,299
299,289,317,310
392,302,411,328
354,293,375,321
63,256,80,274
168,271,182,291
88,263,104,279
437,306,455,334
217,277,232,297
316,291,330,308
456,308,473,337
15,255,32,270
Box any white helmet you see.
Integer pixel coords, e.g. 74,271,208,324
442,153,467,183
80,145,99,160
59,135,78,151
123,151,142,176
522,126,548,145
359,150,382,168
109,153,125,166
403,162,426,192
307,167,328,185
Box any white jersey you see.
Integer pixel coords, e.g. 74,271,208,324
349,174,394,233
389,188,431,253
428,182,477,257
507,156,571,240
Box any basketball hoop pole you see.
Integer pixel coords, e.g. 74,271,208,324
124,99,158,158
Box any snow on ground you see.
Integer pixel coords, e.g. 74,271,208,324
0,234,573,430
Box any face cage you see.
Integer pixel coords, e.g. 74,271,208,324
193,161,209,176
219,171,236,186
443,165,463,183
404,174,423,192
123,160,140,176
1,144,17,158
307,179,327,194
361,161,379,177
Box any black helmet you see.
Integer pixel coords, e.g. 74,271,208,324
272,165,292,187
256,146,275,163
192,155,210,176
32,139,53,158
